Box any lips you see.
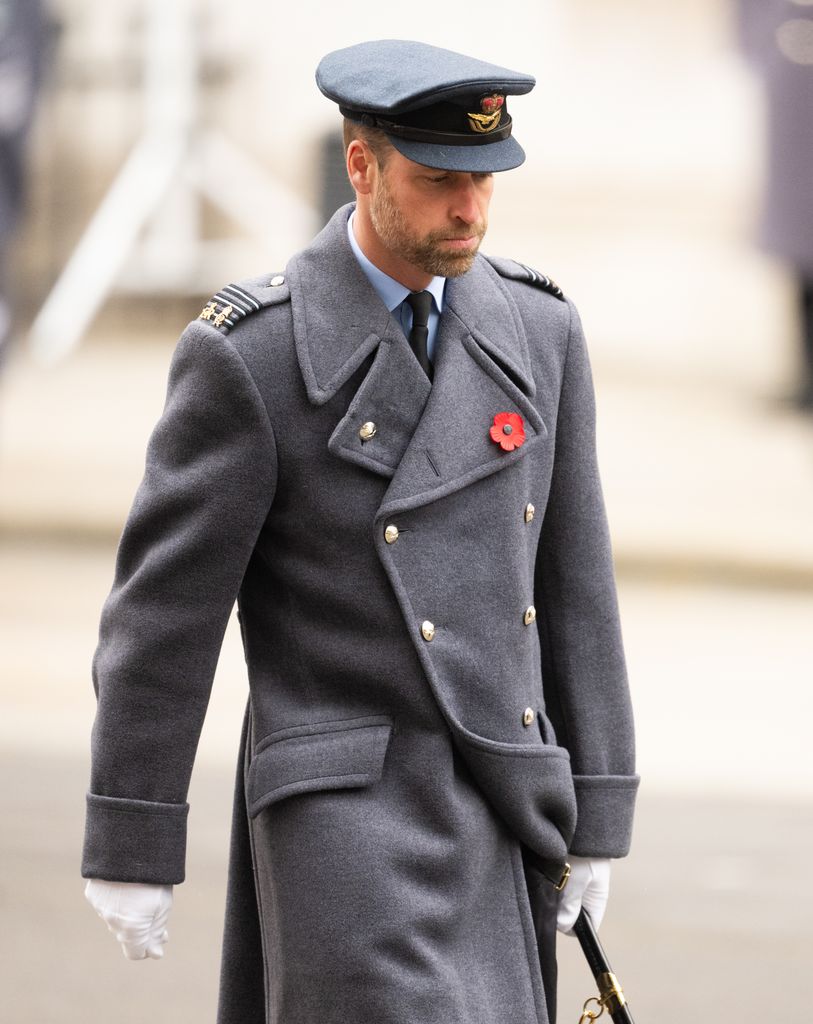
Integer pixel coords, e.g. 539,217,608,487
440,234,481,248
430,224,486,244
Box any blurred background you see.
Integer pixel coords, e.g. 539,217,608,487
1,0,812,1020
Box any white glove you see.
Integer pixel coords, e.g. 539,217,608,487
84,879,173,960
556,856,611,935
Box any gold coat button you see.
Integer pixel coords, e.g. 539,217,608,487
525,502,535,523
421,620,435,642
384,524,399,544
359,421,377,441
270,275,285,287
523,707,535,726
524,605,536,626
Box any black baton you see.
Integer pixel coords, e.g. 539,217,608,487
573,909,636,1024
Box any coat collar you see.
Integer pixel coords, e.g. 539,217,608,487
286,203,394,407
285,203,545,510
286,203,536,405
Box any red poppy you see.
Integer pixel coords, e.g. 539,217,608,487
489,411,526,451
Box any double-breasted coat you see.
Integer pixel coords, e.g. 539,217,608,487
82,202,639,1024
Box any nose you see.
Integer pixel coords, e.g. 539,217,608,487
449,177,482,226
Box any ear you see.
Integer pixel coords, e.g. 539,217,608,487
347,139,376,196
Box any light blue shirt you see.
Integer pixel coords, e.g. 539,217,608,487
347,210,445,363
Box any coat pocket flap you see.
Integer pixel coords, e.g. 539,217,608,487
449,719,577,864
246,715,393,818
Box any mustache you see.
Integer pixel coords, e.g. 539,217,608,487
427,225,487,242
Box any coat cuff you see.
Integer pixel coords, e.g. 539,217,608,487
81,793,189,884
569,774,640,858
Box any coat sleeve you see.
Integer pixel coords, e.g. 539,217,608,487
81,320,277,885
534,299,639,858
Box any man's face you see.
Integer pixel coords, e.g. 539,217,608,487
368,149,494,278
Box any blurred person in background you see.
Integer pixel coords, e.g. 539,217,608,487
737,0,813,413
80,39,638,1024
0,0,47,366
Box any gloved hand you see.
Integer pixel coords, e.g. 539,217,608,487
556,855,611,935
84,879,173,960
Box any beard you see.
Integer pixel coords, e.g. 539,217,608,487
369,171,487,278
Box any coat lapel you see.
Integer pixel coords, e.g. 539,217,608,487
288,205,547,501
378,256,546,516
287,205,432,478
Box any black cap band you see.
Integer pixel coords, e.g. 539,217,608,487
339,107,514,147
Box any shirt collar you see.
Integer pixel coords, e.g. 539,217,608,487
347,209,445,314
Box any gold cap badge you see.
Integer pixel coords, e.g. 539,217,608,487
467,94,505,134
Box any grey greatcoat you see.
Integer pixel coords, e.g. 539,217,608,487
82,203,639,1024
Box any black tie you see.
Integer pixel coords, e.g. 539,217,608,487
406,290,433,381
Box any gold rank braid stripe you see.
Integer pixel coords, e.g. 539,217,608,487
198,283,262,333
517,262,564,300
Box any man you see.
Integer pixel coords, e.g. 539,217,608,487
83,40,638,1024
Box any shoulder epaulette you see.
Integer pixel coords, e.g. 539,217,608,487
484,255,565,301
197,272,290,334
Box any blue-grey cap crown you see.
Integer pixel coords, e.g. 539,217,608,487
316,39,535,115
316,39,535,172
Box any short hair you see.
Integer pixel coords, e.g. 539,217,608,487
342,117,394,169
